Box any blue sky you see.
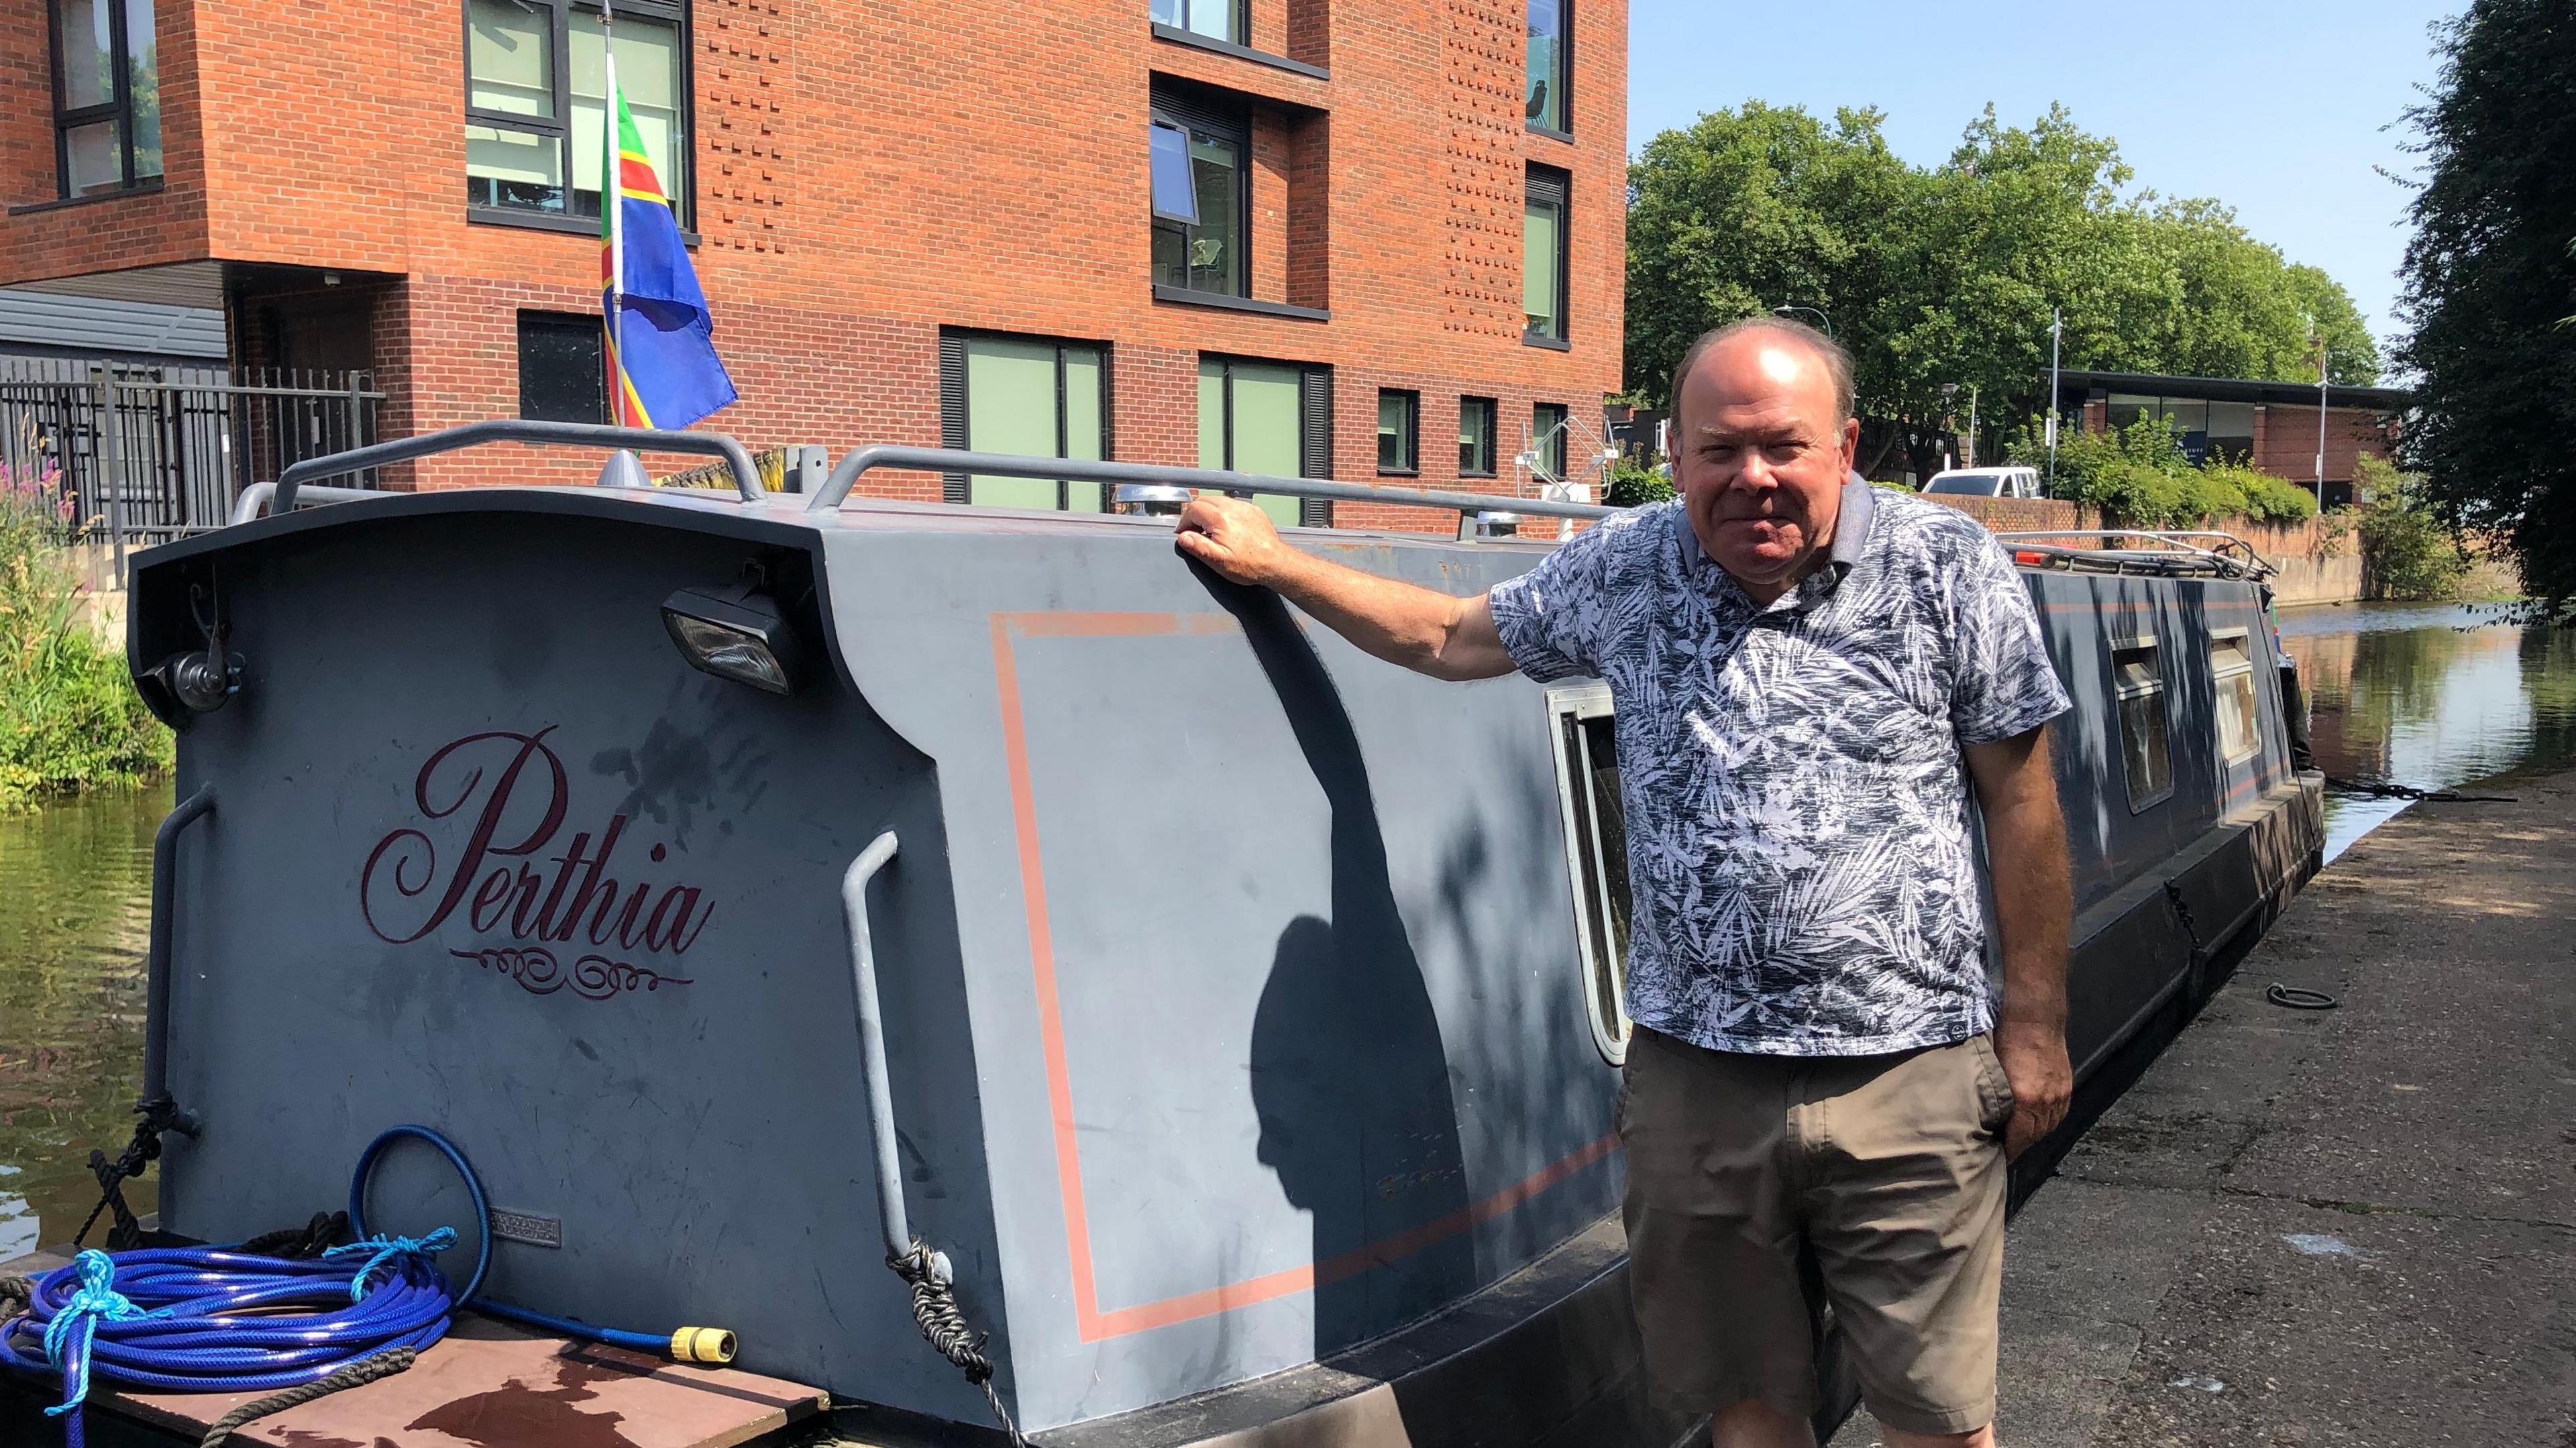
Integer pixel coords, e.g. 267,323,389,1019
1625,0,2459,359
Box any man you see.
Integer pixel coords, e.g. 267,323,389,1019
1173,318,2074,1448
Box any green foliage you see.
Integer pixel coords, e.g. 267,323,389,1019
1626,101,2382,485
2002,415,2314,528
2394,0,2576,604
2353,456,2471,602
1604,456,1675,508
0,463,172,810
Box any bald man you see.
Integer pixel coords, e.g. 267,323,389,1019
1175,318,2074,1448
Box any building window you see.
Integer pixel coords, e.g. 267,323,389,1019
939,332,1110,511
466,0,690,227
1377,390,1419,475
519,311,606,423
1532,402,1568,481
1548,685,1631,1065
2206,402,2257,464
49,0,161,198
1525,0,1568,133
1148,0,1244,46
1459,396,1497,477
2111,638,2174,810
1523,166,1569,344
1200,356,1331,528
1150,91,1249,299
2210,630,2261,763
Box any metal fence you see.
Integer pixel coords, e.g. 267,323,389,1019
0,359,384,579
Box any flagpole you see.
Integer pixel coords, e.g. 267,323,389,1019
604,0,624,424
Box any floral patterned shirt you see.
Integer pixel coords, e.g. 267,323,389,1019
1489,482,2072,1056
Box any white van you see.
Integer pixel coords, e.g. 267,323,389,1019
1923,466,2044,499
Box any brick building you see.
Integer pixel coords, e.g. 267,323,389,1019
2056,370,2407,509
1,0,1625,528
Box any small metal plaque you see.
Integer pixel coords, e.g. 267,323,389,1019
489,1209,564,1249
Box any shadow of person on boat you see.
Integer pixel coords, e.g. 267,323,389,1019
1214,579,1477,1361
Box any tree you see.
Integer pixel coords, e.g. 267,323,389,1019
1626,101,2383,482
2394,0,2576,604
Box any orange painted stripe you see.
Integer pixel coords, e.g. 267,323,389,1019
990,610,1619,1343
991,612,1104,1332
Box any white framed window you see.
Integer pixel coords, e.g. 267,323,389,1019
2210,628,2261,764
2111,636,2174,810
1548,684,1632,1064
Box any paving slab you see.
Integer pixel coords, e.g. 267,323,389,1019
1835,771,2576,1447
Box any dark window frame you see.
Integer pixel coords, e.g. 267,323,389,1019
1525,0,1571,137
1458,395,1498,478
1523,165,1570,346
48,0,158,199
938,328,1116,510
517,309,608,423
1532,401,1569,482
1376,388,1419,476
1148,0,1249,48
1149,86,1253,302
1200,353,1333,527
462,0,695,230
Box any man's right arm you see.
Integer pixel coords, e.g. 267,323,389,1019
1174,495,1517,681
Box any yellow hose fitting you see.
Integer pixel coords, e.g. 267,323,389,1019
669,1326,738,1364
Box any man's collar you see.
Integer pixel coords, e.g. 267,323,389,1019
1676,473,1876,601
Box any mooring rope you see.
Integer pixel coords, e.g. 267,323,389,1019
888,1239,1026,1447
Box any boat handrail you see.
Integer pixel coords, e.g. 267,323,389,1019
268,419,765,514
1992,528,2277,580
810,445,1621,524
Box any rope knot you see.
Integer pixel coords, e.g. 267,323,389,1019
42,1249,165,1416
323,1226,458,1302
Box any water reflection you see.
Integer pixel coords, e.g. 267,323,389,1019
2277,602,2576,859
0,782,167,1258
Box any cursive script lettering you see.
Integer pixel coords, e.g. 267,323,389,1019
362,729,714,970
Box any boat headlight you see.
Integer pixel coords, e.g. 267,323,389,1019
661,584,807,695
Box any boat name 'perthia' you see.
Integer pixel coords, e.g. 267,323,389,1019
360,728,711,995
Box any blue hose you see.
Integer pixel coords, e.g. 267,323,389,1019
346,1124,669,1354
2,1124,684,1445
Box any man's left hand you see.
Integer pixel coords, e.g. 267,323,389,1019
1994,1019,2072,1159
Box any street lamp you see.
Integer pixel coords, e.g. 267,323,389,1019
1770,304,1833,338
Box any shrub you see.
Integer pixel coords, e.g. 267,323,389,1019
2353,455,2469,601
0,463,172,810
1604,456,1675,508
2005,416,2318,528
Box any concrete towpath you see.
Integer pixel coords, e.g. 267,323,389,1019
1834,771,2576,1448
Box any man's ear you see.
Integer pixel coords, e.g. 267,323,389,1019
1840,416,1861,467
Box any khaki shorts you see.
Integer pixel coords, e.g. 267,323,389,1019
1620,1026,2014,1437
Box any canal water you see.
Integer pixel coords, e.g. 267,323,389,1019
0,604,2570,1264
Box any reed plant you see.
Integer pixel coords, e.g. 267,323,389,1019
0,461,172,809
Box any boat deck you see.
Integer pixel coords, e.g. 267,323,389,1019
0,1249,827,1448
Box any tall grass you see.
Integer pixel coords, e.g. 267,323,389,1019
0,462,172,810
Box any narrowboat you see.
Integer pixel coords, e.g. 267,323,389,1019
49,422,2322,1445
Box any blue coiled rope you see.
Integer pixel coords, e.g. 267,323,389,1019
1,1124,671,1445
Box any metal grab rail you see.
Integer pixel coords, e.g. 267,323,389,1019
143,783,217,1130
809,445,1622,523
839,830,915,1264
229,481,390,526
1992,528,2277,579
272,419,763,512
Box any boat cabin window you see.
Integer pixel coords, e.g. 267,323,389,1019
1548,686,1633,1064
2111,638,2174,810
2210,629,2261,763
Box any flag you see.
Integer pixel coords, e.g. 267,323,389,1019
602,44,735,430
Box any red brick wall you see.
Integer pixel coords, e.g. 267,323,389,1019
2253,404,2392,486
0,0,1627,528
